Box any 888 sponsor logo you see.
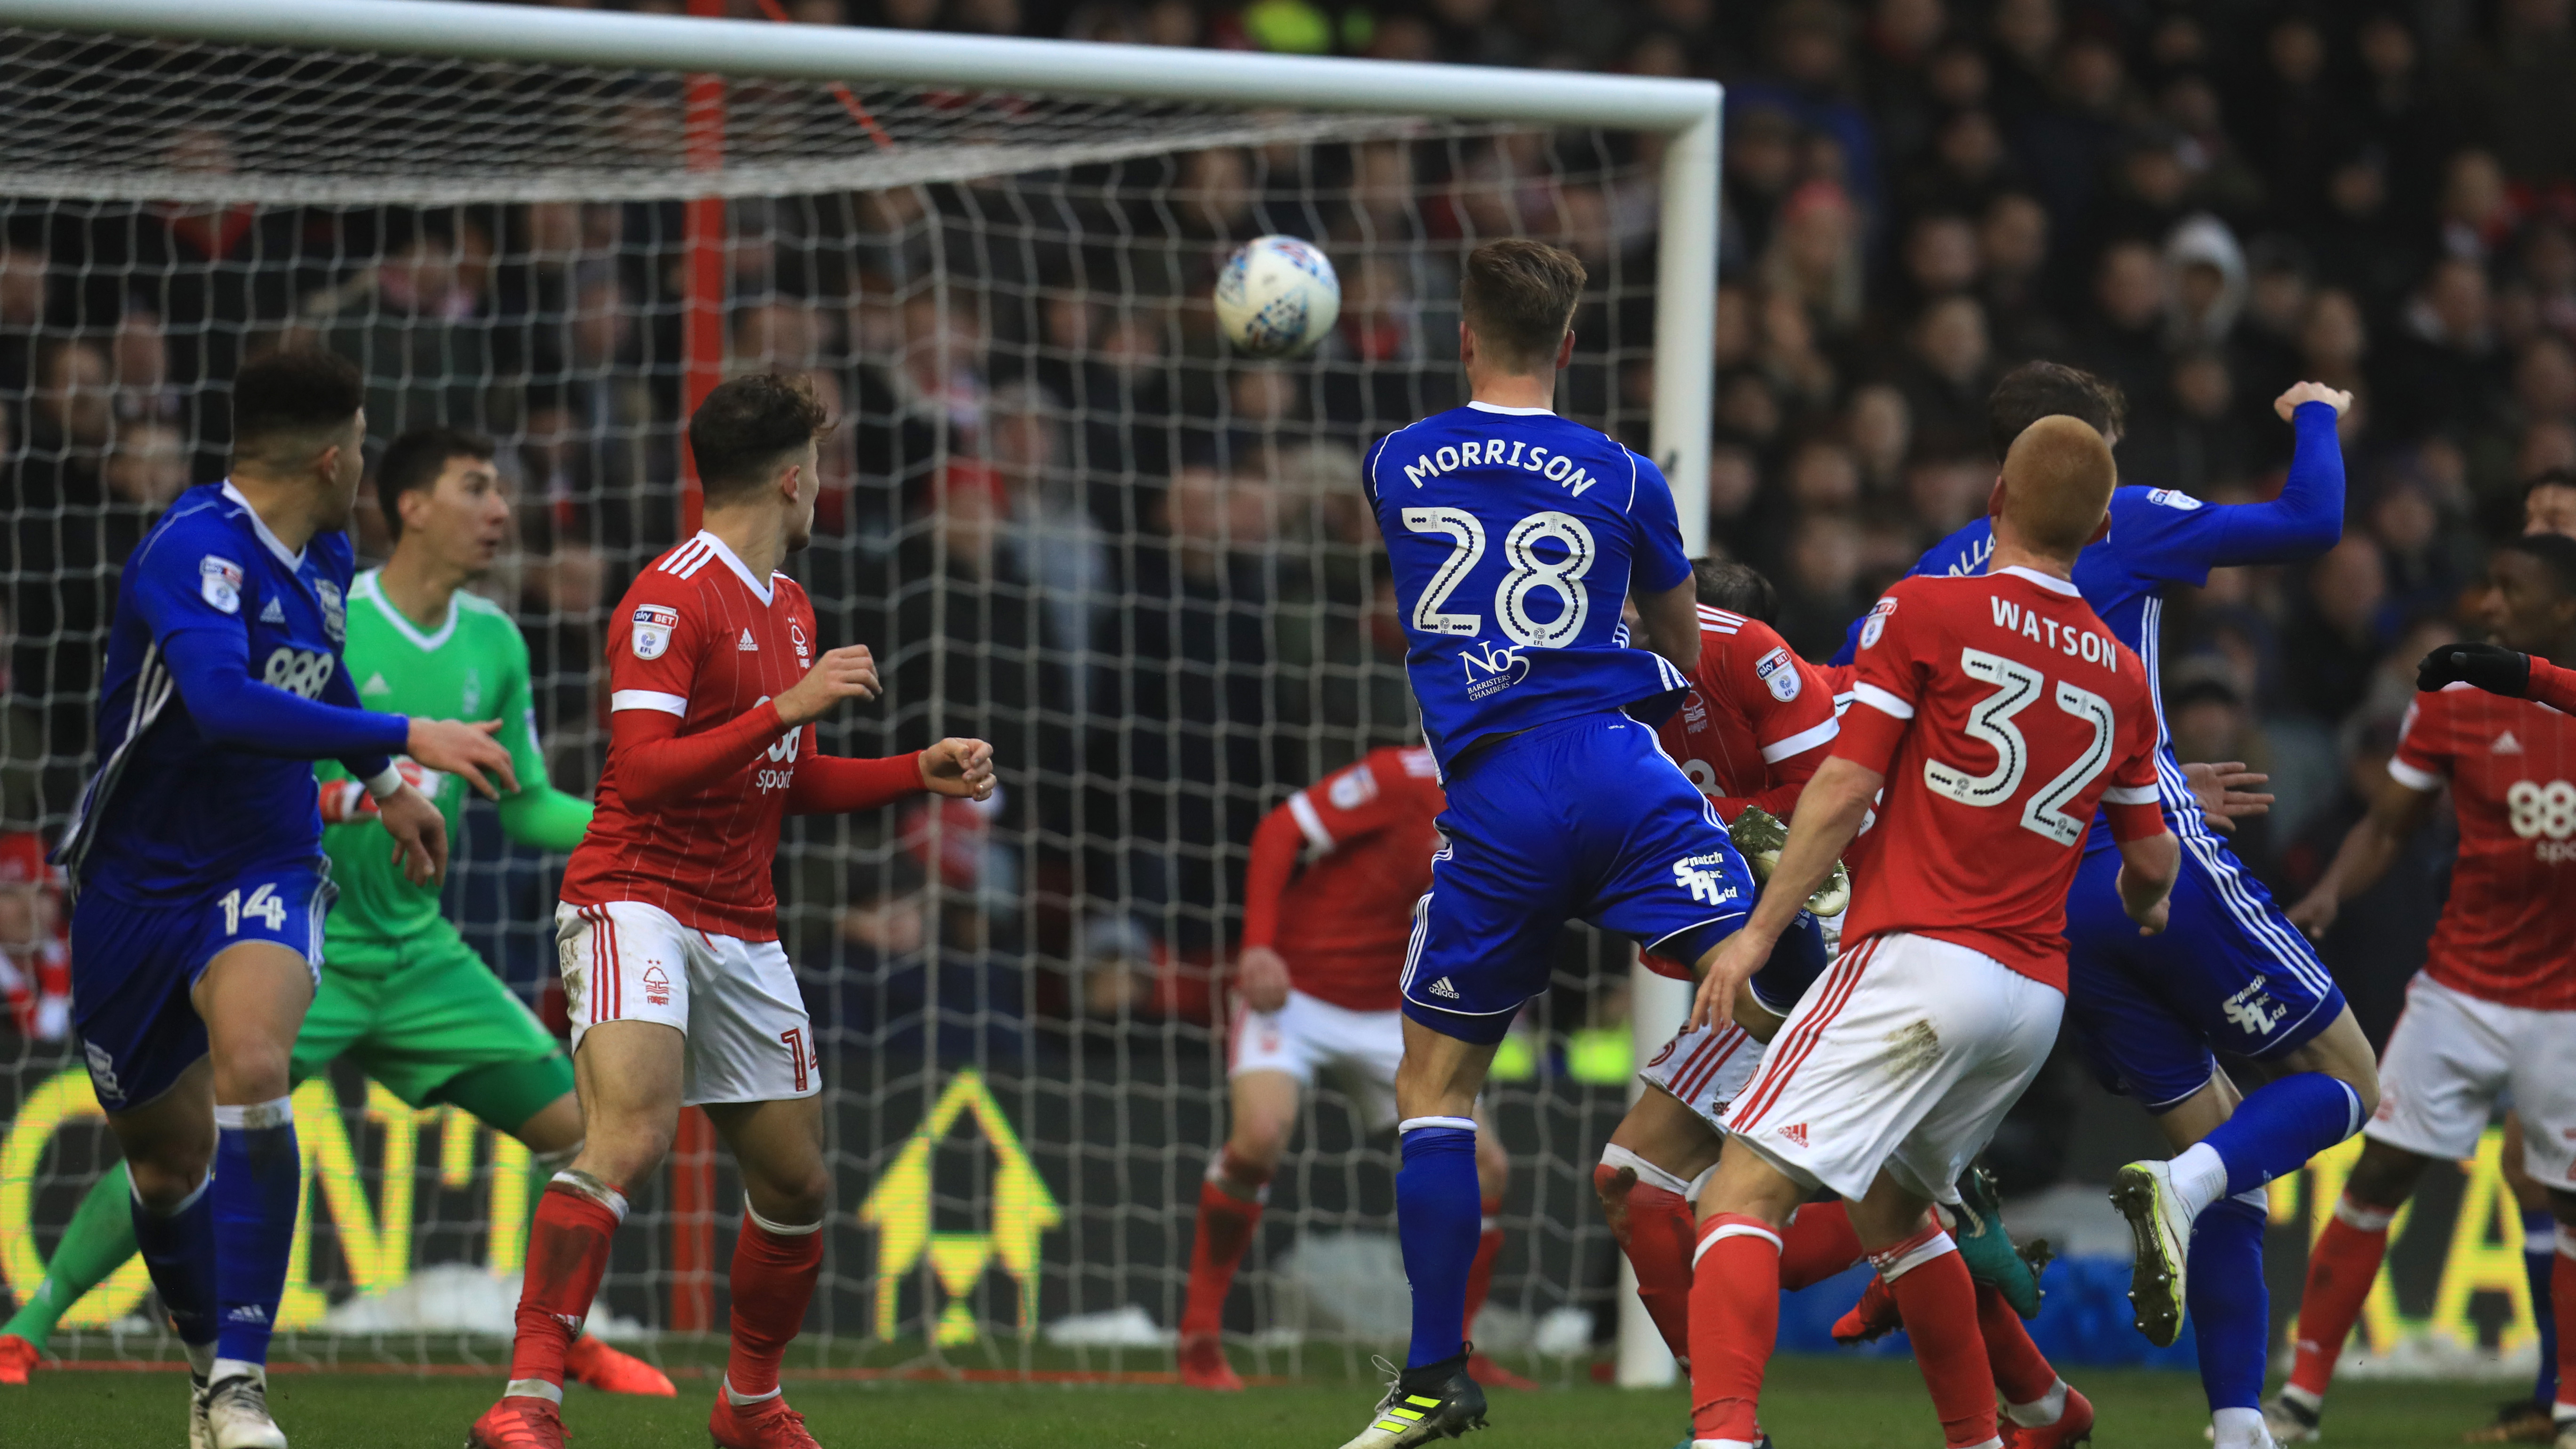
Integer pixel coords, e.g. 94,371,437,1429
262,647,337,700
751,696,801,792
2507,779,2576,861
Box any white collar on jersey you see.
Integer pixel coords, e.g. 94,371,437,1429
688,528,778,606
350,568,458,652
1465,400,1555,416
219,479,307,572
1995,564,2080,596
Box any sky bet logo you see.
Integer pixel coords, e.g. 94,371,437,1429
1462,639,1529,700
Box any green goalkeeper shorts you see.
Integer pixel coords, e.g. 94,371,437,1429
294,925,572,1132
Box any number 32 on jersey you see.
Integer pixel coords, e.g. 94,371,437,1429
1925,647,2116,846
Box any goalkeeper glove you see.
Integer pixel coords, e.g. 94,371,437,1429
1728,805,1850,918
318,779,381,825
2415,641,2530,698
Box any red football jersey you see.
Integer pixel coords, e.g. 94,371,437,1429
2389,684,2576,1009
560,531,820,941
1252,745,1445,1012
1653,604,1841,814
1638,607,1840,982
1832,567,2164,989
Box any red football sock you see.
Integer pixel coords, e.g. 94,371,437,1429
724,1211,824,1402
1779,1199,1865,1291
2553,1239,2575,1419
1878,1226,1996,1449
508,1180,624,1396
1594,1162,1698,1362
2287,1195,2395,1401
1687,1214,1781,1446
1974,1281,2057,1408
1180,1158,1269,1337
1462,1192,1504,1338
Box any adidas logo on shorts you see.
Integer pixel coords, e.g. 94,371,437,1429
1778,1123,1809,1148
1428,977,1460,999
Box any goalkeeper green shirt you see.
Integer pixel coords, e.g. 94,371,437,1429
318,570,594,959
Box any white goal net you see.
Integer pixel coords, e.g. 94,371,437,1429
0,6,1714,1382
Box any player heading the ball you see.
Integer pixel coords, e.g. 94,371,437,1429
469,374,996,1449
60,350,517,1449
1337,239,1801,1449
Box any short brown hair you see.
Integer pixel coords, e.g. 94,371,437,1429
2000,414,2117,558
1460,239,1586,373
1987,361,2125,461
1691,557,1779,623
688,372,830,502
232,349,364,463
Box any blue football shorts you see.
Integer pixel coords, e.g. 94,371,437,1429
1401,711,1757,1045
2061,831,2345,1111
70,859,332,1112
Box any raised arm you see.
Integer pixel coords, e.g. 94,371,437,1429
2204,388,2350,566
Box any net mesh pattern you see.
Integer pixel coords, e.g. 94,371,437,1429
0,22,1671,1380
0,28,1447,204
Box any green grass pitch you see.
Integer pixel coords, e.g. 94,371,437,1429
0,1357,2509,1449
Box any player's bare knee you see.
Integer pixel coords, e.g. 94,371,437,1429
577,1119,675,1190
1225,1119,1289,1175
1475,1135,1509,1191
2343,1142,2426,1210
127,1153,212,1212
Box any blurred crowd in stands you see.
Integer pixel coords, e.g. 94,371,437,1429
2,0,2574,1069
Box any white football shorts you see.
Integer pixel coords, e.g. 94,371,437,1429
1639,1020,1767,1135
556,900,820,1107
1719,931,2063,1206
2367,973,2576,1185
1228,989,1408,1130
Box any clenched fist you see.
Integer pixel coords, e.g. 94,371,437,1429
918,737,997,801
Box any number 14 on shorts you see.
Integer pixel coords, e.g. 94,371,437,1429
219,883,289,934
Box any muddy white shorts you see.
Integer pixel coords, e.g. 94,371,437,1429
1640,1021,1767,1135
556,901,820,1107
1719,932,2063,1206
1228,989,1408,1129
2368,973,2576,1184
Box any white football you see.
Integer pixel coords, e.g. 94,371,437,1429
1213,235,1341,358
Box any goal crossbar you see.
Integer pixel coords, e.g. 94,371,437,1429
0,0,1715,132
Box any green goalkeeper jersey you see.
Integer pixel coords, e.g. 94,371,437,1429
318,570,594,959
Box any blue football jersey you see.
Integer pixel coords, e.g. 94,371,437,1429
1366,402,1693,771
1828,484,2258,846
63,481,375,894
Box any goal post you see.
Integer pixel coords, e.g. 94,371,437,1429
0,0,1714,1383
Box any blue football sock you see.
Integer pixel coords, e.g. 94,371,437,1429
2194,1072,2363,1202
210,1098,301,1368
2188,1193,2270,1415
130,1171,219,1361
1395,1116,1481,1373
2527,1208,2560,1407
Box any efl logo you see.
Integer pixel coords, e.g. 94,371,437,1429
632,604,680,660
